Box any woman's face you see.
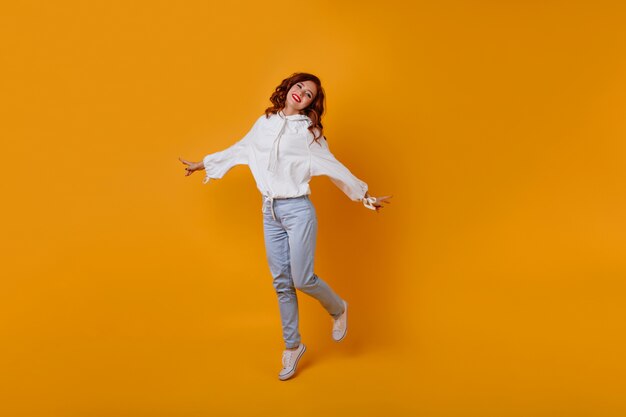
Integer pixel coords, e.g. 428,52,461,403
286,80,318,111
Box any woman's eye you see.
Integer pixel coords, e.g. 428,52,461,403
296,84,312,98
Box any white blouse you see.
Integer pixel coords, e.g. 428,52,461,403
202,110,377,211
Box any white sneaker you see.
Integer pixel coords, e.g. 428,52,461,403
332,300,348,342
278,343,306,381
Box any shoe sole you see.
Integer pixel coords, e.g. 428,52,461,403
333,301,348,342
278,344,307,381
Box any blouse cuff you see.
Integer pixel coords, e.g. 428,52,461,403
202,156,212,184
362,196,377,210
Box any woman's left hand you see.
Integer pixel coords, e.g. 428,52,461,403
370,195,393,212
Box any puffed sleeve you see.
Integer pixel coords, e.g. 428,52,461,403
309,134,377,210
202,116,260,184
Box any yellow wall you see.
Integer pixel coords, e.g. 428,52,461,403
1,1,625,416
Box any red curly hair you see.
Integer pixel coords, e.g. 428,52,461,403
264,72,326,144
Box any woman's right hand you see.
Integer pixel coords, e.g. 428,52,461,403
179,157,204,177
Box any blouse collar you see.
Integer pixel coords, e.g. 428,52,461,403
278,109,310,122
267,110,312,173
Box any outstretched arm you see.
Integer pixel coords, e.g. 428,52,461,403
309,135,392,211
180,116,262,184
201,133,251,184
309,135,368,199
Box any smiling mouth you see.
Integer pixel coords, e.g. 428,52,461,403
292,94,301,103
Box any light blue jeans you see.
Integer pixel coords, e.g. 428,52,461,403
262,194,345,349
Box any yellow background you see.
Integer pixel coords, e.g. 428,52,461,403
1,1,625,416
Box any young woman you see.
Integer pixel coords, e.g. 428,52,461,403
179,72,392,381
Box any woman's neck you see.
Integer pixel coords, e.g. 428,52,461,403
281,106,301,116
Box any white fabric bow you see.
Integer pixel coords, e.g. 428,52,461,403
362,196,378,210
